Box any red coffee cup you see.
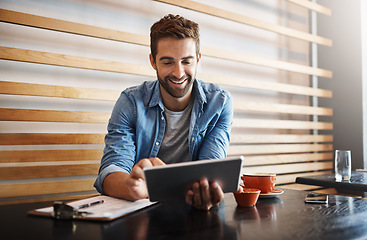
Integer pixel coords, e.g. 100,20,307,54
233,187,261,207
242,173,276,193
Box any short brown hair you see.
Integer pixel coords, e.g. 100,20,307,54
150,14,200,62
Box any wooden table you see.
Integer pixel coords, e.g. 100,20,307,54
296,171,367,197
2,189,367,240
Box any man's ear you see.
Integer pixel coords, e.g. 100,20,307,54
197,52,202,63
149,54,157,70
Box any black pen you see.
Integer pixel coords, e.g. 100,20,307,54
77,200,104,209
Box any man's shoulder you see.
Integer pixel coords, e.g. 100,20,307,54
195,79,231,99
118,80,159,108
123,80,157,95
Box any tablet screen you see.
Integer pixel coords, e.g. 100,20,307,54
144,156,244,202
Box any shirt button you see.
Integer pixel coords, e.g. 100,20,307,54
161,117,164,120
198,113,201,118
192,137,194,142
156,142,160,146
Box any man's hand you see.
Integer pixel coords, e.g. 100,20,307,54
126,157,166,200
185,178,224,211
103,157,165,201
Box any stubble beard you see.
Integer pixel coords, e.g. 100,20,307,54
158,74,194,99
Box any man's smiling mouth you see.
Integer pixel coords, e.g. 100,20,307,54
169,78,187,84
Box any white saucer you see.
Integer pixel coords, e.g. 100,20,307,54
259,189,284,199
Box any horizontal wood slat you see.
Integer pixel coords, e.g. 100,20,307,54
199,74,332,98
154,0,332,46
0,133,105,145
287,0,332,16
0,75,332,100
233,118,333,130
228,143,333,155
0,9,332,78
0,79,332,106
0,164,99,180
0,108,109,123
0,179,96,198
1,133,333,145
0,149,103,163
243,161,333,175
0,81,332,116
0,108,333,128
0,46,156,77
231,134,333,144
0,9,150,46
243,152,333,166
234,101,333,116
201,47,332,78
0,81,120,101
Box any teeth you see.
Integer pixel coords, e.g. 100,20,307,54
170,79,186,84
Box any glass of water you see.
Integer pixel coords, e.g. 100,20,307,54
334,150,352,181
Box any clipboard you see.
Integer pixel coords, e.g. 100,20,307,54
28,195,157,221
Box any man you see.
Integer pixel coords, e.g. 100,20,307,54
94,14,233,210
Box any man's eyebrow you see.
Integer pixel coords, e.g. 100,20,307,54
159,56,195,61
159,57,174,61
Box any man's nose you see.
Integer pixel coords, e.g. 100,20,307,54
172,63,185,79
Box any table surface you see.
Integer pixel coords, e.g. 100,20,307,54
2,189,367,240
296,171,367,193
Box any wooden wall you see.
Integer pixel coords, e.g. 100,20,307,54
0,0,333,203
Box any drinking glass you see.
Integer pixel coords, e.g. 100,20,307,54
334,150,351,181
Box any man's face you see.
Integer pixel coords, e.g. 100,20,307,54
150,37,201,99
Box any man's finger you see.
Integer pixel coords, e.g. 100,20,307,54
200,179,211,209
185,190,194,205
150,157,166,166
211,181,224,204
130,159,152,179
192,182,202,206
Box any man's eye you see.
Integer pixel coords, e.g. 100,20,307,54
163,62,173,65
182,61,192,65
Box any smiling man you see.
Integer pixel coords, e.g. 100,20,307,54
94,14,233,210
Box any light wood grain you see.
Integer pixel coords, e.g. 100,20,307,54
0,133,105,145
0,9,150,46
199,74,332,98
233,118,333,130
243,161,333,174
228,143,333,155
230,134,333,144
201,47,332,78
0,164,99,180
0,108,110,123
287,0,332,16
233,101,333,116
154,0,332,46
242,152,333,166
1,75,332,99
0,80,119,101
0,179,96,198
0,46,156,77
0,149,103,163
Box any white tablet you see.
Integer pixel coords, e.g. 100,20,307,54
144,156,244,202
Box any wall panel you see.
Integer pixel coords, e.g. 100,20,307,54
0,0,333,203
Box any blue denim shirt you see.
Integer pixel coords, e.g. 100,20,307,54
94,79,233,194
